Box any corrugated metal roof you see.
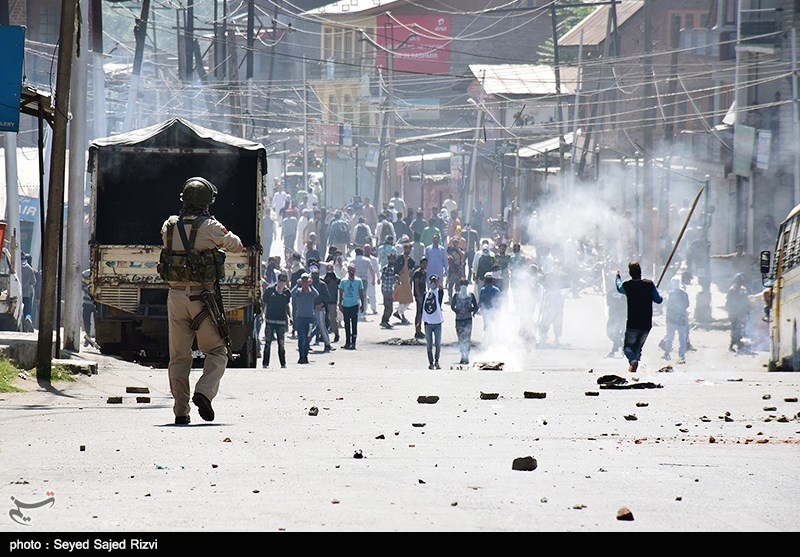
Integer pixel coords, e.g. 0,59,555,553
307,0,401,15
469,64,578,96
518,132,576,158
560,1,643,47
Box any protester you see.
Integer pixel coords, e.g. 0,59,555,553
605,270,627,358
446,236,466,301
352,216,372,247
725,273,751,354
291,273,318,364
413,257,428,339
352,247,376,319
663,276,690,363
380,253,399,329
310,266,334,353
451,277,479,364
262,272,292,368
478,272,501,334
281,212,298,257
616,261,664,373
328,211,351,256
339,264,365,350
322,267,341,344
422,274,445,369
393,240,415,325
362,197,378,231
538,265,569,346
424,233,447,289
473,242,495,301
389,191,407,216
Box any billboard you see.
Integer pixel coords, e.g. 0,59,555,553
0,25,26,132
376,15,451,75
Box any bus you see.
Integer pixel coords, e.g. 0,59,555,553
761,203,800,371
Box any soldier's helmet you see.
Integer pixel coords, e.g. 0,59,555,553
181,177,217,206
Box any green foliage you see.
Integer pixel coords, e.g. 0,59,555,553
0,358,23,392
537,5,597,65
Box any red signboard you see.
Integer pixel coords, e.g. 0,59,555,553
376,15,451,75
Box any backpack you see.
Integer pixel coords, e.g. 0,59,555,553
331,220,349,243
476,254,494,279
354,223,370,246
157,216,225,283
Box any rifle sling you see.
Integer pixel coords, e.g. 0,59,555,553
190,309,209,331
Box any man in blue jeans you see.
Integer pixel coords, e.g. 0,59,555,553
616,261,663,373
338,264,365,350
291,273,318,364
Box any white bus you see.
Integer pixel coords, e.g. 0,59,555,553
761,203,800,371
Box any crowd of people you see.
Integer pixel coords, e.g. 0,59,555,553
259,182,772,371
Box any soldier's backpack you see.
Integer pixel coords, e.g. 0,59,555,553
157,215,225,283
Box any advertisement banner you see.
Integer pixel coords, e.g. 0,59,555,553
0,25,26,132
376,16,451,75
733,124,756,177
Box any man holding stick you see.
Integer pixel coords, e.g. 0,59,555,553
616,262,663,373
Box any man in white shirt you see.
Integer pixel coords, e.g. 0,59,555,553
442,193,457,218
272,182,288,216
389,192,406,217
296,209,310,253
352,246,376,318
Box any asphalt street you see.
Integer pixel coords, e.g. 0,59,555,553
0,284,798,533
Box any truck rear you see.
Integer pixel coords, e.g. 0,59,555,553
87,119,265,367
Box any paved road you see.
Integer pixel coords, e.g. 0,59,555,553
1,286,798,532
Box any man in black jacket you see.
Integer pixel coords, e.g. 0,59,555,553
616,261,663,373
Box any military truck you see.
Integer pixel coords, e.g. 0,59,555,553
87,118,265,367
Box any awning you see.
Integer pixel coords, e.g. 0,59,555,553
396,152,453,163
395,128,473,145
19,83,54,126
518,132,576,158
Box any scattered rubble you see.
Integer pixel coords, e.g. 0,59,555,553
585,391,600,397
727,378,743,382
572,504,586,510
511,456,537,471
379,338,424,346
222,437,232,443
636,402,649,408
80,445,85,452
475,362,505,370
417,395,439,404
106,397,122,404
616,507,634,521
412,423,425,428
763,394,771,400
624,415,638,421
126,387,149,394
136,397,150,404
709,436,716,443
598,375,662,390
375,434,385,439
764,406,777,412
308,407,319,416
657,365,674,373
784,397,798,403
700,416,711,423
524,392,546,399
480,392,499,400
353,450,364,459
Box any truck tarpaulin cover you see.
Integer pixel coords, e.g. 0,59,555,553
88,119,266,246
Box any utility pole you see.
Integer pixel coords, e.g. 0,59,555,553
90,0,106,138
792,28,799,207
246,0,254,136
550,4,566,191
578,0,616,173
466,102,484,221
642,0,655,272
124,0,150,131
664,14,681,145
303,56,309,194
65,0,89,352
37,0,78,382
185,0,194,82
387,18,397,205
264,5,279,130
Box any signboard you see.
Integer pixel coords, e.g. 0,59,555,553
0,25,26,132
19,196,39,223
756,129,771,171
317,123,340,146
397,98,439,121
365,147,380,169
733,124,756,177
495,140,516,155
376,15,451,75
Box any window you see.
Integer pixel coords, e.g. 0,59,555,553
725,0,737,24
323,27,334,60
39,5,59,45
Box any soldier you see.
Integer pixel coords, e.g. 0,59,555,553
160,177,244,425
